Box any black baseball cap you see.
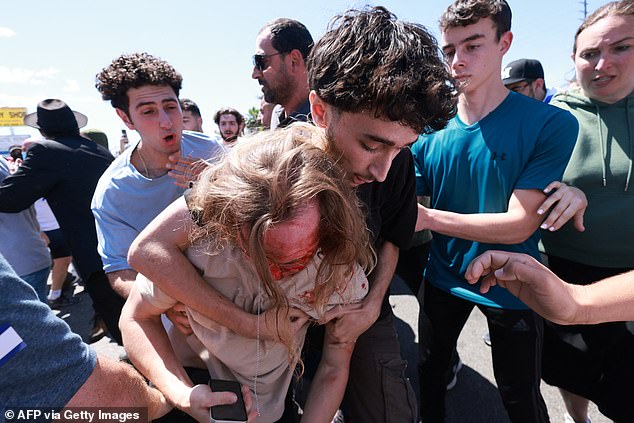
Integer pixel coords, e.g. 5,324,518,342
502,59,544,85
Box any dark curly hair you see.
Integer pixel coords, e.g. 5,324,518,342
307,6,457,135
95,52,183,117
440,0,512,41
213,107,244,126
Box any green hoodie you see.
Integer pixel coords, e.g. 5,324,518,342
541,87,634,268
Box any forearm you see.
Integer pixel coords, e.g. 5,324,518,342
120,290,193,406
365,241,399,307
65,356,171,419
416,200,543,244
129,240,257,337
106,269,137,299
302,335,355,422
578,271,634,324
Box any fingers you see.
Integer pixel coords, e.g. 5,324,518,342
319,303,364,324
536,188,563,217
241,385,259,422
537,184,588,232
207,391,238,407
465,251,536,284
573,210,586,232
165,306,193,335
542,180,562,194
539,201,575,231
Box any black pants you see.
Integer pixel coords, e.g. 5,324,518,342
543,255,634,422
419,283,548,423
298,301,418,423
83,270,125,345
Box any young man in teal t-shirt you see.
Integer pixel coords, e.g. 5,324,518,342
411,1,579,422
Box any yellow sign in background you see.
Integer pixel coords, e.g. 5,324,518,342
0,107,27,127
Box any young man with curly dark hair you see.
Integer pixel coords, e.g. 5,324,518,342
213,107,244,144
91,52,223,306
411,1,580,421
128,7,457,422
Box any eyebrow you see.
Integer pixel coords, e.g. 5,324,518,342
442,33,485,51
610,36,634,46
134,98,178,110
364,133,418,148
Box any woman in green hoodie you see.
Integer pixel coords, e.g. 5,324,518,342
540,2,634,422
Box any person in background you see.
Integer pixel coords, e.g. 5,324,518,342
180,98,204,133
0,156,51,302
258,97,274,129
537,2,634,422
252,18,313,129
82,129,110,150
0,99,117,342
503,58,557,102
213,107,244,145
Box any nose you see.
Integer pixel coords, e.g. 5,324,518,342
595,54,611,71
450,51,463,71
252,66,262,80
159,109,172,129
369,152,395,183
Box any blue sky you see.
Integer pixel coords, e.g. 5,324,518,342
1,0,610,151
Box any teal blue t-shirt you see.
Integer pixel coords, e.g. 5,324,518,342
411,92,578,309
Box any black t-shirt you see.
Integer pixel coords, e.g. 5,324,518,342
356,148,417,318
356,148,417,249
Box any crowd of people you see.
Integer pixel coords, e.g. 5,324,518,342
1,1,633,422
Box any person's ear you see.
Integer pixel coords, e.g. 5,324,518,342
288,49,305,72
116,108,135,130
310,91,329,129
499,31,513,55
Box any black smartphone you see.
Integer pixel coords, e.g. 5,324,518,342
208,379,248,423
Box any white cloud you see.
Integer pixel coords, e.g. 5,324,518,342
0,66,59,85
0,27,16,37
63,79,80,93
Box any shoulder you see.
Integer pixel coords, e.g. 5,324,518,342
182,131,225,158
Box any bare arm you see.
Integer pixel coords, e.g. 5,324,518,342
301,322,356,422
65,355,171,420
416,189,546,244
321,241,399,343
128,196,308,341
465,251,634,324
120,285,243,422
106,269,137,299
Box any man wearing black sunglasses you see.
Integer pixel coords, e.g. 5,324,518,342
252,18,313,130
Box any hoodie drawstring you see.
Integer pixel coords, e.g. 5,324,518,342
596,103,607,187
625,96,633,192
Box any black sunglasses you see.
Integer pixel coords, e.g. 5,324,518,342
252,52,283,71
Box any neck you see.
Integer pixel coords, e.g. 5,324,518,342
132,143,170,179
457,79,509,125
282,77,310,117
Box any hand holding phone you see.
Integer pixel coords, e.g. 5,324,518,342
208,379,248,423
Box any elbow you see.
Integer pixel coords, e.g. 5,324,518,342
127,239,145,273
